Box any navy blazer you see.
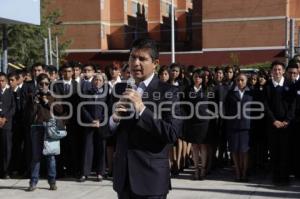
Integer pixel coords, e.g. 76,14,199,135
225,88,253,131
110,75,182,195
81,85,108,124
264,79,295,124
0,88,16,130
52,80,80,123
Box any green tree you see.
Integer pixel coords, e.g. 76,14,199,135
0,0,70,67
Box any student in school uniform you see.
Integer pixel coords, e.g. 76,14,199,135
0,72,16,179
264,61,295,186
225,73,253,182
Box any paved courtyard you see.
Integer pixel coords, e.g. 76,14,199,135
0,168,299,199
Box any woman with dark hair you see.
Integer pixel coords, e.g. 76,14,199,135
249,73,258,90
158,65,169,82
168,63,187,173
251,70,269,171
225,73,253,182
184,69,210,180
27,73,63,191
224,65,236,89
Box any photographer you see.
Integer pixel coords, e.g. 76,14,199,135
27,73,62,191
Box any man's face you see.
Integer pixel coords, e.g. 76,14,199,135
62,67,74,80
49,71,58,81
18,74,25,84
9,76,18,89
129,48,158,83
287,68,299,82
272,64,285,81
0,76,7,89
33,66,45,78
73,67,81,78
83,66,95,80
236,75,247,90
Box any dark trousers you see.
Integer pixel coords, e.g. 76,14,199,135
289,121,300,178
117,171,167,199
0,128,12,176
10,122,26,173
118,191,166,199
269,127,290,181
82,127,106,176
57,124,83,177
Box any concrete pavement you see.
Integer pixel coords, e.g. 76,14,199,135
0,168,299,199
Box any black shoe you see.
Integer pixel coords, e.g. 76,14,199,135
26,185,36,192
78,176,87,182
49,183,57,190
240,177,249,183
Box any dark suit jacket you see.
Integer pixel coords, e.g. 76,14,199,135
110,75,182,195
264,79,295,125
0,87,16,130
225,88,253,132
52,80,80,124
292,80,300,123
81,85,108,124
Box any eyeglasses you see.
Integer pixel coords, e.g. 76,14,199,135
39,82,50,86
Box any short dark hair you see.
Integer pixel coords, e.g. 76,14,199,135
69,60,83,69
158,65,169,76
8,71,20,80
0,72,7,80
224,65,235,73
31,62,45,71
46,65,58,73
192,68,204,78
271,60,285,69
130,38,159,60
214,66,224,73
83,63,96,71
36,73,50,83
61,63,73,71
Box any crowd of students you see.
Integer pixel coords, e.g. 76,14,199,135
0,54,299,191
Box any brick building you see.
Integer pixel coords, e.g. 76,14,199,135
48,0,300,67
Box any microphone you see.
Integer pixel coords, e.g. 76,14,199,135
127,77,137,90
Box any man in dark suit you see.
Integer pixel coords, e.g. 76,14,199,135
0,72,16,179
287,63,300,179
108,38,182,198
52,63,82,177
264,61,295,185
8,71,26,176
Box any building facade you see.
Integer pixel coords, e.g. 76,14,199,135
48,0,300,67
